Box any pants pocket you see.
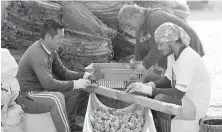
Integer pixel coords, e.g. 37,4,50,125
17,93,36,113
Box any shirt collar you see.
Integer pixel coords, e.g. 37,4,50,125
174,45,187,61
40,41,51,55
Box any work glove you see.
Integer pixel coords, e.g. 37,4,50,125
144,82,156,89
126,82,153,96
83,72,92,79
73,79,91,89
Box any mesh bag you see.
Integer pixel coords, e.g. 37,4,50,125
58,2,116,72
1,1,62,50
61,2,114,38
79,1,128,26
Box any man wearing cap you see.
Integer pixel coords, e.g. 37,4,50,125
126,22,211,132
118,4,204,82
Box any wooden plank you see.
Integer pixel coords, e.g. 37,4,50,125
84,86,182,116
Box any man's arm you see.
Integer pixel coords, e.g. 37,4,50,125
52,51,84,81
152,88,185,99
148,76,184,98
142,44,163,69
153,54,197,99
153,76,171,88
134,39,163,69
146,55,172,89
30,56,74,93
148,55,186,99
134,39,148,61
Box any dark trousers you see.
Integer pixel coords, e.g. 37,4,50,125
143,72,182,132
17,90,88,132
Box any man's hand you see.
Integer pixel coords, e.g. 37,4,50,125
134,63,146,70
127,59,145,70
126,82,153,96
128,59,136,69
73,79,91,89
83,72,92,79
87,68,104,82
144,82,156,89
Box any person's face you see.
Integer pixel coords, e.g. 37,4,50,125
47,28,64,50
157,41,174,56
122,14,140,30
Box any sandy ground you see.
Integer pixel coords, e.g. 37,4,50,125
188,6,222,118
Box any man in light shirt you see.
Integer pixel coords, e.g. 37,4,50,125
126,22,211,132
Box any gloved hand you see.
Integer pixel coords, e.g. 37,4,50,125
144,82,156,89
73,79,91,89
83,72,93,79
126,82,153,96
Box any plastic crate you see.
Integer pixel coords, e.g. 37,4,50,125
85,63,150,89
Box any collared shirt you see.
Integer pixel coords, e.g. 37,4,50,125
40,41,51,55
16,41,84,93
40,41,53,71
40,41,82,90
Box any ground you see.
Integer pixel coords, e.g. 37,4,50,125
188,6,222,118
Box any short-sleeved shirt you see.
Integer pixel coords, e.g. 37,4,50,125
165,47,211,119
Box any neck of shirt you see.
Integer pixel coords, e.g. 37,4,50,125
40,41,51,55
174,45,187,61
